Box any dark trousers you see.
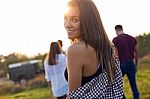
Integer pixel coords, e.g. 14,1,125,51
56,94,66,99
121,60,139,99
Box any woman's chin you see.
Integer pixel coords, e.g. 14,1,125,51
68,35,74,39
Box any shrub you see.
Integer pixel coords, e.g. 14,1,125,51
0,74,48,95
27,74,48,89
0,70,5,78
0,83,25,95
0,84,14,95
11,83,25,94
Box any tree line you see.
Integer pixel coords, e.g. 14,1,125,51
0,33,149,77
136,32,150,57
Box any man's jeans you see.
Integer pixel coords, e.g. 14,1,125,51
121,60,139,99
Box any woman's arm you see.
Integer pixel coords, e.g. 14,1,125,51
67,45,83,93
48,81,53,94
44,58,51,81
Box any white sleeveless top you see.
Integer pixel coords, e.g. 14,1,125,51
44,54,68,97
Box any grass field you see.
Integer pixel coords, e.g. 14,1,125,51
0,56,149,99
0,87,54,99
124,67,150,99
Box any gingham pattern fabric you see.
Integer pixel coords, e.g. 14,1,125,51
67,58,123,99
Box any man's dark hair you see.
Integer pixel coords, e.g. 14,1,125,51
115,25,123,31
57,40,63,47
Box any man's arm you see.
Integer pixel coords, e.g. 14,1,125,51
114,47,118,57
134,45,138,66
112,39,118,57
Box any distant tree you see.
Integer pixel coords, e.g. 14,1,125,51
136,32,150,57
30,53,47,64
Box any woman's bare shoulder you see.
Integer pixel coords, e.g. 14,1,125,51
67,41,86,54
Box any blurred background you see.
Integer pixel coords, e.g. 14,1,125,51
0,0,149,99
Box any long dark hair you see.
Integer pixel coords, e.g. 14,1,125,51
48,42,61,65
67,0,116,83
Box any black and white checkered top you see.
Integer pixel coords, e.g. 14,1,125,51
67,58,123,99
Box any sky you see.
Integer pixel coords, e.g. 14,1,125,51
0,0,150,56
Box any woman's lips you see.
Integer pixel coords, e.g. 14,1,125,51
67,30,75,35
68,31,73,35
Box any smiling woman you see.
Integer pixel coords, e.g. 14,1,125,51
64,0,123,98
64,5,80,41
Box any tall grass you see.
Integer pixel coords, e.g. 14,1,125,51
124,67,150,99
0,74,48,95
123,54,150,99
0,87,54,99
0,55,149,99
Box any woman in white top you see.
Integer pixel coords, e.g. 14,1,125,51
44,42,68,99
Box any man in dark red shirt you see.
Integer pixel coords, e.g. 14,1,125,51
112,25,139,99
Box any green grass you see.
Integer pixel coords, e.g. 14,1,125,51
123,59,150,99
0,87,54,99
0,58,149,99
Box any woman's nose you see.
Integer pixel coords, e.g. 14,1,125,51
64,19,72,29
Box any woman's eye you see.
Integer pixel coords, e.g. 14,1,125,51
72,18,78,22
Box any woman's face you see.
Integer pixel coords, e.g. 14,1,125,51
64,6,80,40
